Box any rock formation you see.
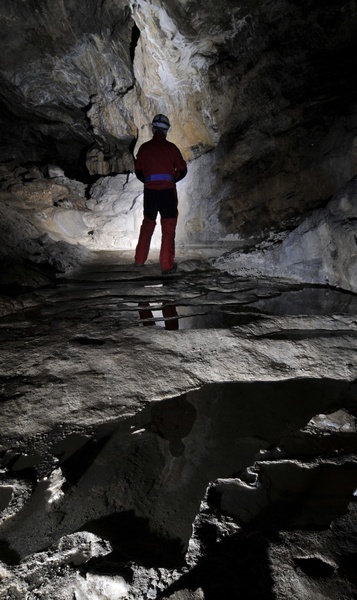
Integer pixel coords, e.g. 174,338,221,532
216,177,357,293
0,1,357,599
0,259,356,598
1,0,357,241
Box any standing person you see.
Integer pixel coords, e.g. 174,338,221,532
134,114,187,275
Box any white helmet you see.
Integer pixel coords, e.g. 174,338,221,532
152,114,170,132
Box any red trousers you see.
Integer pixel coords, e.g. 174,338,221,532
138,302,179,330
135,215,177,271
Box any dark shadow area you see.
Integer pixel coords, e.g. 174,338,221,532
128,135,137,159
159,530,275,600
185,379,356,453
208,462,357,532
0,257,57,295
79,511,185,569
0,486,13,512
54,432,112,486
295,556,335,578
0,539,21,566
146,395,197,456
130,23,140,63
72,336,106,346
259,329,357,340
338,552,357,587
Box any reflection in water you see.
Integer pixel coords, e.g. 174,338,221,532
138,302,179,330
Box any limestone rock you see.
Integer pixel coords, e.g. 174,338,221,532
1,1,357,236
215,178,357,293
0,532,117,600
47,164,87,200
0,294,22,317
0,192,94,284
0,258,356,599
85,144,132,176
0,1,357,598
166,590,205,600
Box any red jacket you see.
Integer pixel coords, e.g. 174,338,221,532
135,132,187,190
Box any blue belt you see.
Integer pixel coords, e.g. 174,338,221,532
144,173,175,183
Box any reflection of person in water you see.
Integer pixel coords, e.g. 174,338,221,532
138,302,179,330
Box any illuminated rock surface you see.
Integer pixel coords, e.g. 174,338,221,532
1,1,357,239
216,178,357,293
0,1,357,598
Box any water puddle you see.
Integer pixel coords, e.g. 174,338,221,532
122,281,357,330
1,265,357,334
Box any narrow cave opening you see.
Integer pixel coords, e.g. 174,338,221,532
130,23,140,63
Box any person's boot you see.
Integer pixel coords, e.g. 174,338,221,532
162,263,177,275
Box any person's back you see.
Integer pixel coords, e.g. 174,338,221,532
136,134,186,190
134,114,187,275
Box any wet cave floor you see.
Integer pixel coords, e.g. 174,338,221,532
0,251,357,599
9,252,357,332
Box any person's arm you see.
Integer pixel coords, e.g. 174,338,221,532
175,166,187,182
135,167,145,183
135,150,145,183
174,147,187,182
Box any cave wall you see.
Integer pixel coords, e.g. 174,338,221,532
0,0,357,241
